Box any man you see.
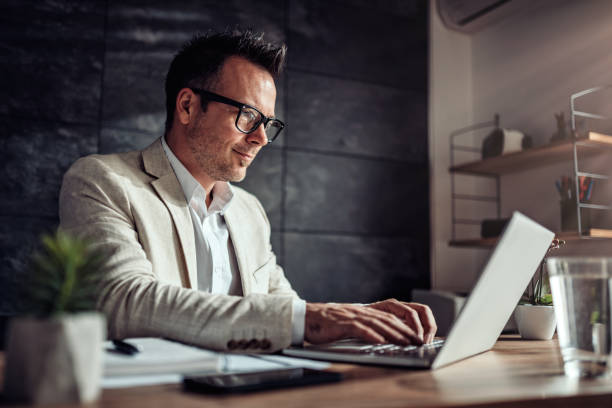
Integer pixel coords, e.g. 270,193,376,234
59,30,436,352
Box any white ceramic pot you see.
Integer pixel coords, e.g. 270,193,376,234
3,312,106,405
514,304,556,340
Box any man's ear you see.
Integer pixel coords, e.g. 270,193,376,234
175,88,196,125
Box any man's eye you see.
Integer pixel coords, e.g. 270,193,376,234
242,110,258,122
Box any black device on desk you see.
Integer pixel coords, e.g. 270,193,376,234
183,368,342,394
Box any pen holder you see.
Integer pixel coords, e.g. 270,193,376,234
561,200,591,232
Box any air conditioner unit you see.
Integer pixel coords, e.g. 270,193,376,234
437,0,528,33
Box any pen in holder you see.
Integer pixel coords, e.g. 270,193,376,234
560,200,591,232
557,175,593,232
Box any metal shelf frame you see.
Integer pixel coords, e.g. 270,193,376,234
449,114,501,242
570,86,612,235
449,86,612,247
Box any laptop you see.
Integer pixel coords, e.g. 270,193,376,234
283,212,554,369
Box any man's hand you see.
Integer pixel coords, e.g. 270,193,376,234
367,299,437,344
304,300,436,346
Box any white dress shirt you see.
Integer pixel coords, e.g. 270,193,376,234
161,137,305,344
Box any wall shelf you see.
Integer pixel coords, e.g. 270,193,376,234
450,228,612,248
450,88,612,248
449,114,612,248
450,132,612,176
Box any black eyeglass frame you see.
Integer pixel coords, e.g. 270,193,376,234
189,87,285,143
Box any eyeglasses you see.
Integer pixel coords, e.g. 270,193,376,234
189,88,285,143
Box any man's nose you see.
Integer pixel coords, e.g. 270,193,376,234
246,124,268,145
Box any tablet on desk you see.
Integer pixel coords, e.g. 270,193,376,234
183,368,343,394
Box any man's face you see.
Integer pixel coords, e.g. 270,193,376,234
185,56,277,183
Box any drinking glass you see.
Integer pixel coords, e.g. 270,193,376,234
547,257,612,378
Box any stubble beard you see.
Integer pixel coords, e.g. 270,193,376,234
187,126,248,183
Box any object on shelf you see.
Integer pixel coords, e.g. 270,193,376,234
555,175,594,202
550,112,571,143
561,200,591,232
481,218,510,238
482,128,531,159
556,175,595,232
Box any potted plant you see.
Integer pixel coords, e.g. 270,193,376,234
514,239,564,340
3,230,107,404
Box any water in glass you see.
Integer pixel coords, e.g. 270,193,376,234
549,272,611,378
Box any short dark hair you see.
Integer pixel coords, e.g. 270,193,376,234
164,29,286,133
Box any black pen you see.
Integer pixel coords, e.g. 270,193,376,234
112,339,141,356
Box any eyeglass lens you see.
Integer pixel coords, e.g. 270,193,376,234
237,107,283,141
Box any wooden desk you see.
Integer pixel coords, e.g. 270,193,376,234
2,336,612,407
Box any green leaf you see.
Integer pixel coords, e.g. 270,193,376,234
24,229,108,317
537,294,553,305
521,260,554,305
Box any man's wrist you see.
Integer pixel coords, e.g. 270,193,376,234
290,298,306,345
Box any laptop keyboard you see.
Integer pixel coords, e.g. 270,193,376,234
310,338,445,359
361,340,444,356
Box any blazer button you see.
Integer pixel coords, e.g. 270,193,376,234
237,339,249,349
260,339,271,350
246,339,260,349
227,340,238,350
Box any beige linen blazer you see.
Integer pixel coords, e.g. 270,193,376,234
59,138,299,352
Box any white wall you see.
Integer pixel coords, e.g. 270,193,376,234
429,0,488,293
472,0,612,140
430,0,612,291
473,0,612,257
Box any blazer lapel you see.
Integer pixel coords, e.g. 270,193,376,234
142,139,198,290
223,203,252,296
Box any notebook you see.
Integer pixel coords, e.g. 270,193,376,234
283,212,554,369
104,337,220,377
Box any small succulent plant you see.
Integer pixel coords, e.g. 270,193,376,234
26,230,106,317
520,263,553,305
520,238,564,306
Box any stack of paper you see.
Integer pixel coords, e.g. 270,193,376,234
102,338,330,389
104,338,219,377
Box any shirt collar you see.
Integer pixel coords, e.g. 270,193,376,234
161,136,234,218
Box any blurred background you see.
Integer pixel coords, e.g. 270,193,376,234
0,0,430,342
4,0,612,346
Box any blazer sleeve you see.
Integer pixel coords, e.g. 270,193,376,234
59,156,295,352
249,192,301,298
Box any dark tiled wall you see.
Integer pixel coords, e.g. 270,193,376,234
0,0,429,329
